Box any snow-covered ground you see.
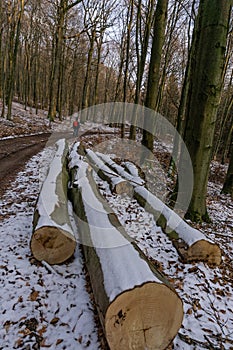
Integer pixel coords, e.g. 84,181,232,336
96,173,233,349
0,106,233,349
0,102,50,139
0,147,101,349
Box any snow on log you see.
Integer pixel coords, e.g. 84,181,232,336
84,148,133,195
31,139,76,265
96,151,145,186
123,160,142,178
134,187,222,265
68,153,183,350
96,152,221,265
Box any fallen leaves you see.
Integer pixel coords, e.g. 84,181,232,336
29,289,39,301
3,320,11,333
50,317,60,325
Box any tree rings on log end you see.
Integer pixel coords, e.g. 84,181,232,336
31,226,76,265
186,239,222,266
113,180,133,196
105,282,183,350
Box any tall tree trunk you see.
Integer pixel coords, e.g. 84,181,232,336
47,0,81,121
82,29,96,111
1,53,6,118
48,0,66,122
222,131,233,198
214,68,233,158
6,0,24,120
0,0,3,99
157,1,176,112
181,0,231,222
121,0,134,138
169,15,196,177
57,37,66,120
141,0,169,154
33,44,40,114
68,49,78,116
221,119,233,164
129,0,154,140
93,30,105,106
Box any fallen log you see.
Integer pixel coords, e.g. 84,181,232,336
96,151,145,186
31,139,76,265
68,152,183,350
96,152,221,265
84,148,133,195
123,160,143,178
134,187,222,265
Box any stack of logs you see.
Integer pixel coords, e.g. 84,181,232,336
30,139,221,350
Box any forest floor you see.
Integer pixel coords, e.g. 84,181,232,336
0,102,233,349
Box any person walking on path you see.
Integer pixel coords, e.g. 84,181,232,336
73,118,80,137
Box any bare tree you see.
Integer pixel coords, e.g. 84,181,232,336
141,0,169,154
222,131,233,198
47,0,82,122
4,0,25,120
129,0,154,140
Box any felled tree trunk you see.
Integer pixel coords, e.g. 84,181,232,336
68,153,183,350
134,187,221,265
31,139,76,265
96,151,145,186
96,152,221,265
84,148,133,195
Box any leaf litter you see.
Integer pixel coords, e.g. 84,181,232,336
0,115,232,349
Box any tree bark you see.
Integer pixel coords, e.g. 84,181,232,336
181,0,231,221
134,187,221,265
168,0,196,177
82,29,96,111
84,148,133,195
141,0,169,154
129,0,154,140
214,68,233,159
68,151,183,350
31,139,76,265
222,132,233,198
0,0,3,99
47,0,66,122
121,0,134,139
6,0,24,120
48,0,82,121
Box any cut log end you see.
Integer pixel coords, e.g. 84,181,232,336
30,226,76,265
105,282,183,350
187,240,222,265
113,180,133,196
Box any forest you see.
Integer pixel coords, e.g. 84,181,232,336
0,0,232,222
0,1,233,349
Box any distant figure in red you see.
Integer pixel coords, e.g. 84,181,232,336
73,117,80,137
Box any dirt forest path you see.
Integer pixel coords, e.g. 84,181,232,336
0,126,119,199
0,133,51,197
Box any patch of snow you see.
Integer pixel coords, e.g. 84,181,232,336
85,149,128,188
123,161,140,177
1,131,49,141
0,146,101,349
96,151,145,186
68,142,81,169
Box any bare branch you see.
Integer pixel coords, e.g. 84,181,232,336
65,0,82,13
